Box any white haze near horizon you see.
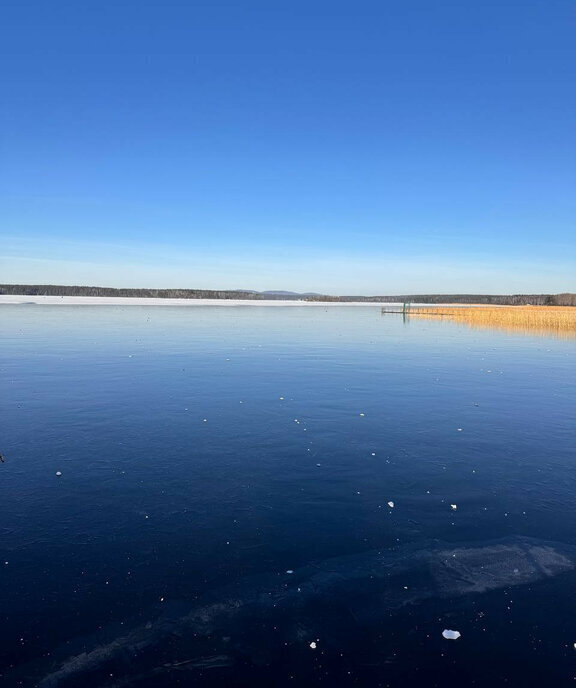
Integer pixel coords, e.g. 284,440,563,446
1,253,572,294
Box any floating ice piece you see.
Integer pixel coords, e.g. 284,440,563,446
442,629,461,640
451,504,458,510
56,471,62,477
309,641,317,649
387,501,395,508
573,642,576,650
359,413,365,417
286,570,294,574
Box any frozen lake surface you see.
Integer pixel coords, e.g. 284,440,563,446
1,305,575,686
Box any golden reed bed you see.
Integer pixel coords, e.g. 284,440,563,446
409,306,576,339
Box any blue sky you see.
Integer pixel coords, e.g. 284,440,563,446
1,0,575,293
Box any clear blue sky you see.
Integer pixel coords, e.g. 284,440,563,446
1,0,575,294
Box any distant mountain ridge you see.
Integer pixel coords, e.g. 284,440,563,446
1,284,575,306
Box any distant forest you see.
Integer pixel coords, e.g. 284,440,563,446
1,284,575,306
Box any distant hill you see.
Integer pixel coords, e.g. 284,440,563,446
261,290,323,297
0,284,574,306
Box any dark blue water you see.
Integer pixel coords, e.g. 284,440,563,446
1,305,575,687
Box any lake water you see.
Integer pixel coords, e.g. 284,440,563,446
1,305,575,687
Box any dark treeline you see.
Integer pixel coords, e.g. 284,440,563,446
1,284,575,306
0,285,290,300
335,293,576,306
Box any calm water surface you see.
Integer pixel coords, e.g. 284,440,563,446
1,305,575,686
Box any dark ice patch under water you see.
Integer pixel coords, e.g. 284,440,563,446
28,536,573,687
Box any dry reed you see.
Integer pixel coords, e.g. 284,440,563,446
408,306,576,339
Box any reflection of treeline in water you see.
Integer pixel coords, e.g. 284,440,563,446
1,284,575,306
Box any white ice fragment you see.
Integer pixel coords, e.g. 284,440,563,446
442,629,461,640
457,428,462,432
387,501,394,508
359,413,365,417
371,452,376,456
286,570,294,574
56,471,62,477
573,642,576,650
451,504,458,510
309,641,317,649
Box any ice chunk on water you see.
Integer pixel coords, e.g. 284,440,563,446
442,629,461,640
387,501,394,508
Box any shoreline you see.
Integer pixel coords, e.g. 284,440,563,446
0,295,398,307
